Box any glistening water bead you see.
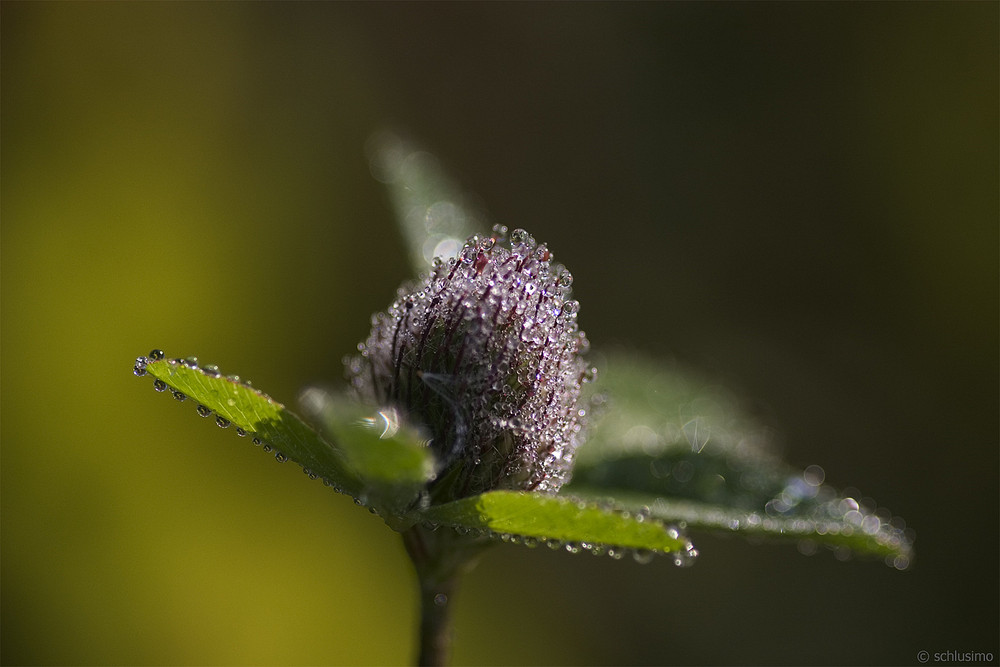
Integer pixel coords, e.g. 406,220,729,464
346,228,593,501
135,350,370,506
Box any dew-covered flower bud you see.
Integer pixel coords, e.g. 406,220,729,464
345,227,594,501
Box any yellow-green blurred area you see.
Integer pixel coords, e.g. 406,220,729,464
2,3,996,665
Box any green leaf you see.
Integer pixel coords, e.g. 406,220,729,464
135,353,435,520
366,130,486,273
298,386,437,517
567,351,914,568
419,490,695,561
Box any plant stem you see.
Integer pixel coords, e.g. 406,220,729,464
402,526,486,667
415,565,457,667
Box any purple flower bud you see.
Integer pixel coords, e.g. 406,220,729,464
346,227,593,501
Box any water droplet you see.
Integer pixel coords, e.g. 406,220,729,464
252,437,262,446
560,300,580,316
433,593,448,606
797,540,819,556
274,451,287,463
153,379,167,392
262,444,273,453
861,514,882,535
632,549,655,565
171,390,187,402
235,427,247,437
133,357,149,376
672,543,699,567
803,464,825,486
202,365,221,378
459,244,475,265
215,416,230,428
182,357,199,368
510,228,529,245
196,405,212,418
149,349,165,360
558,271,573,288
839,497,860,513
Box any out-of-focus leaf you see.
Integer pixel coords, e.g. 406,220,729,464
567,351,914,568
299,385,437,518
366,130,486,273
419,490,696,561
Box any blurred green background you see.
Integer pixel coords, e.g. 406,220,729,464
3,3,996,665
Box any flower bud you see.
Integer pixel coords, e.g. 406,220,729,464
346,227,593,501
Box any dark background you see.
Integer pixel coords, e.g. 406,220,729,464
3,3,996,665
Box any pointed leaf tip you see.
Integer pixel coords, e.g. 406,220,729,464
419,490,697,564
133,351,434,519
569,351,914,568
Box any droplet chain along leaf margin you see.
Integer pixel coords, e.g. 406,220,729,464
133,344,912,569
132,351,697,561
132,130,912,571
